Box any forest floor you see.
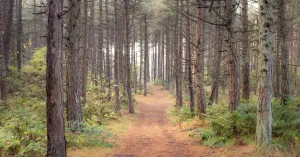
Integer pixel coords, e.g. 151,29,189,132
69,85,255,157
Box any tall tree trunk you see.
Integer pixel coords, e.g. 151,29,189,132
98,0,104,92
1,0,14,102
174,0,182,108
114,0,120,113
139,17,143,91
241,0,250,100
105,0,111,100
256,0,274,147
186,0,194,114
144,14,148,96
133,37,137,93
33,0,38,49
166,25,170,89
67,0,82,132
194,4,206,117
161,33,165,84
279,0,290,105
226,0,240,111
124,0,134,113
90,0,97,85
81,0,88,105
273,26,280,98
17,0,22,78
46,0,66,155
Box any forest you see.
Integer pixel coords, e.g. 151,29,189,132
0,0,300,156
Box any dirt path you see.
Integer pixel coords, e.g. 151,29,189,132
69,84,254,157
110,85,215,157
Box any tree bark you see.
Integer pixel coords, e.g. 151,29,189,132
144,14,148,96
114,0,120,113
98,0,104,92
225,0,240,111
186,0,194,114
81,0,88,105
194,4,206,117
46,0,66,155
256,0,274,147
1,0,14,102
139,17,143,91
241,0,250,100
124,0,134,113
17,0,22,78
67,0,82,132
279,0,290,105
105,0,111,100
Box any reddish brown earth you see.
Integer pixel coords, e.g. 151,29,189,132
109,85,254,157
69,85,255,157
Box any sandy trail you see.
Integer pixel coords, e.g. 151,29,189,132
69,85,254,157
110,85,214,157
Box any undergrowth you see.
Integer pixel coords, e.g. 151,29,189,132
0,48,120,156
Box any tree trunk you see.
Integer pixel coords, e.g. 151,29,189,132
0,1,6,102
1,0,14,102
98,0,104,92
241,0,250,100
67,0,82,132
279,0,290,105
46,0,66,155
81,0,88,105
256,0,274,147
90,0,97,85
186,0,194,114
194,4,206,117
105,0,111,100
139,17,143,91
17,0,22,78
226,0,240,111
166,25,170,89
144,14,148,96
273,26,280,98
114,0,120,113
124,0,134,113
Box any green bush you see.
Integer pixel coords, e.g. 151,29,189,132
205,104,234,138
66,116,114,148
0,107,47,156
0,48,116,156
272,98,300,149
199,103,256,147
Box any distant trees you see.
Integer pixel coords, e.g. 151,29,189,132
1,0,299,154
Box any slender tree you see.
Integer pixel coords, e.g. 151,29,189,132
144,13,148,96
114,0,120,113
1,0,15,102
194,3,206,117
256,0,274,148
105,0,111,100
279,0,290,105
66,0,82,132
17,0,22,78
241,0,250,100
46,0,66,155
124,0,134,113
225,0,240,111
81,0,88,105
186,0,194,113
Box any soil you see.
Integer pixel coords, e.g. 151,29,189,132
69,85,255,157
109,85,254,157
